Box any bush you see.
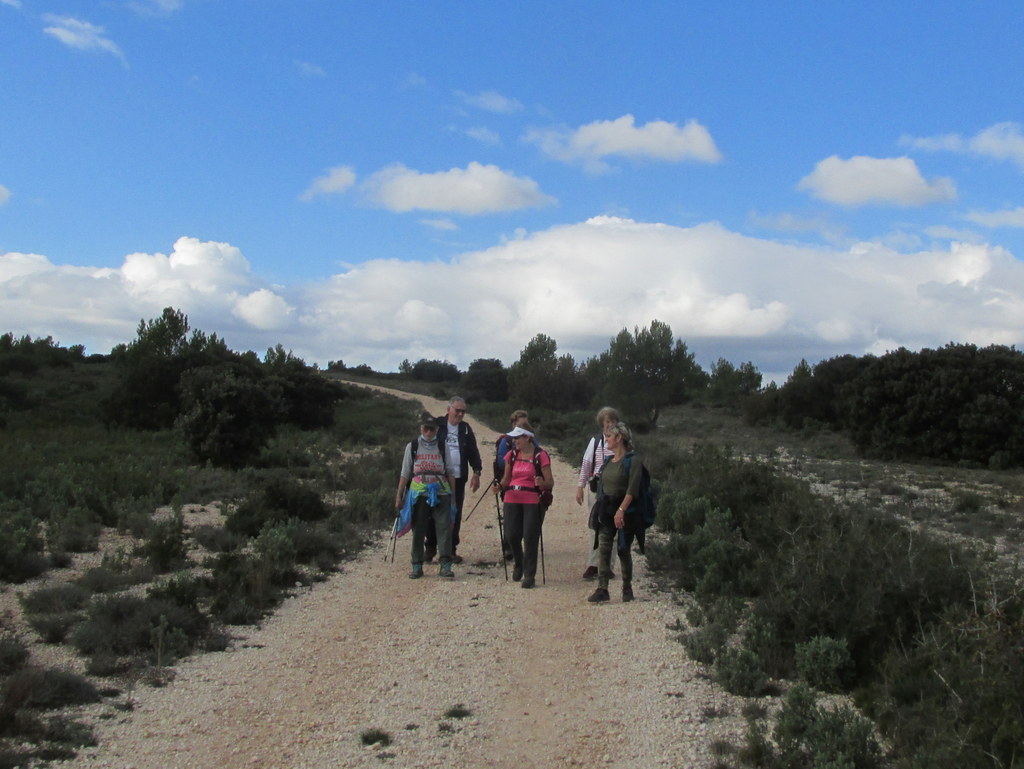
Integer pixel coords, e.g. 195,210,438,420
26,612,82,644
1,668,101,710
19,584,91,616
0,507,48,583
227,476,328,537
0,633,29,675
715,646,768,697
770,684,882,769
796,636,854,693
141,511,189,572
70,594,207,666
177,363,277,468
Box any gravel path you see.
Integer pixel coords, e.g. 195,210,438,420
60,393,748,768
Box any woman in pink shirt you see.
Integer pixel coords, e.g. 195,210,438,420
497,424,554,589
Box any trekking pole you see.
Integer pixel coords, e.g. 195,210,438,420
536,532,544,585
384,513,399,562
462,480,495,524
494,491,509,581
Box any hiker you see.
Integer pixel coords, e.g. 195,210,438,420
495,409,538,562
587,422,642,603
575,406,620,580
497,423,553,589
395,412,458,579
424,396,482,564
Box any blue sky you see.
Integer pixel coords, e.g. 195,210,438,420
3,1,1024,382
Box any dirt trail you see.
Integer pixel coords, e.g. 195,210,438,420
63,390,741,769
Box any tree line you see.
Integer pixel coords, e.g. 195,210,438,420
747,343,1024,468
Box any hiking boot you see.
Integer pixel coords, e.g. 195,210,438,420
503,548,514,562
622,583,634,602
451,554,464,564
439,560,454,578
512,566,523,582
587,587,610,603
521,577,535,589
581,566,598,580
409,563,424,579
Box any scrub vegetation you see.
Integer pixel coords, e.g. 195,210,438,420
3,310,1024,767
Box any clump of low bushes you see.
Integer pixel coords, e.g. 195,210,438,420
648,442,1024,769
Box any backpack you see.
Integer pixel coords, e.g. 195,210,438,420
510,448,553,510
493,434,511,480
587,434,605,492
622,452,656,529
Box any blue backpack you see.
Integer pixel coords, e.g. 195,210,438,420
622,452,656,529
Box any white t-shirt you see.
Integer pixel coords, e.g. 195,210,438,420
445,420,462,478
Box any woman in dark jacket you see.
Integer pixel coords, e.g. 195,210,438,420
587,422,642,603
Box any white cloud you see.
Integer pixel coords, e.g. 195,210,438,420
965,206,1024,228
5,221,1024,379
526,114,722,172
233,289,294,330
301,166,357,201
419,218,459,231
465,126,501,146
42,15,126,64
0,185,10,206
1,0,23,9
127,0,183,16
295,60,326,78
457,90,523,114
797,155,957,207
904,122,1024,170
361,162,555,214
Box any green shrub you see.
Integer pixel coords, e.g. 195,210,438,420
253,523,299,587
226,476,328,537
70,594,207,666
715,647,768,697
19,584,90,615
45,507,101,555
192,524,247,553
1,668,101,710
26,612,82,644
75,563,153,593
0,633,29,675
681,623,727,665
359,728,391,746
796,636,854,693
141,511,189,572
0,507,48,583
770,684,882,769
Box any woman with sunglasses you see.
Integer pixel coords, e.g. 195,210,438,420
496,423,553,589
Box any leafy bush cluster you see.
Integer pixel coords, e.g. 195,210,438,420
647,442,1023,768
749,344,1024,467
2,324,421,762
1,627,98,767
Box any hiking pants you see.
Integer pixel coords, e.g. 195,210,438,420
503,501,543,581
595,495,634,589
411,495,452,565
425,475,466,555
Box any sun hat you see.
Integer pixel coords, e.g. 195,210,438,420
506,426,534,439
420,411,437,427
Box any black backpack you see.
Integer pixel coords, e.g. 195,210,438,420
510,448,553,510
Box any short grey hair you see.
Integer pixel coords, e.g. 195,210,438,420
595,406,620,426
607,421,633,449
